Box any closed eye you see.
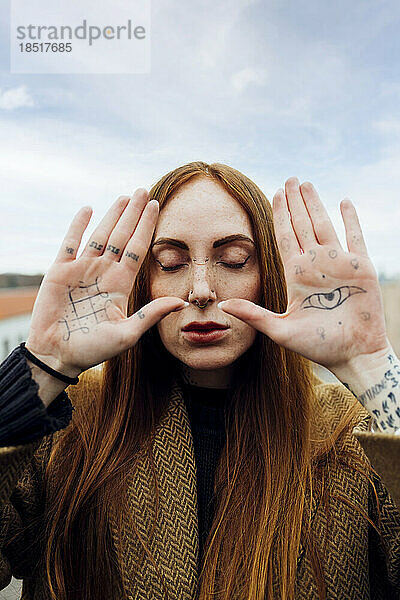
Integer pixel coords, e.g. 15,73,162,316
300,285,366,310
156,256,251,272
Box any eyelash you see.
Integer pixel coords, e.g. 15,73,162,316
156,256,251,272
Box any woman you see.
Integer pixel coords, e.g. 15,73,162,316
1,161,400,600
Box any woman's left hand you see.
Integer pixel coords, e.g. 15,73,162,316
219,177,389,372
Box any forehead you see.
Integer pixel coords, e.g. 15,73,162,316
154,176,253,240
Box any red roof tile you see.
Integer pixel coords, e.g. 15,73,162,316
0,287,39,320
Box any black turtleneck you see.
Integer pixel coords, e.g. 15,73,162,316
181,381,231,561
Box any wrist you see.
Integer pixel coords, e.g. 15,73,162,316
26,359,69,408
329,341,400,434
329,341,394,392
24,343,81,379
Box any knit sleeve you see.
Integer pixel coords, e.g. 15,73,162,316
0,345,74,448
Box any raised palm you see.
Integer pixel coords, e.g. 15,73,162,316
26,190,186,377
219,178,387,371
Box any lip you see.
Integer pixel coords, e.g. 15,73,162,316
182,328,230,344
182,321,229,331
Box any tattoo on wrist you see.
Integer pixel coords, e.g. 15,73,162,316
345,353,400,432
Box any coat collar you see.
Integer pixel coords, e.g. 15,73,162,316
107,379,358,599
109,378,200,599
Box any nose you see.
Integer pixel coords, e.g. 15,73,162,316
187,262,217,308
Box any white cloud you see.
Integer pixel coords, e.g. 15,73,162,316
0,85,34,110
372,119,400,136
231,67,267,93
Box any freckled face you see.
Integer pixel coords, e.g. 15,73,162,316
149,176,262,371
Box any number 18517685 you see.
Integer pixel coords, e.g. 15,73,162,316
19,43,72,52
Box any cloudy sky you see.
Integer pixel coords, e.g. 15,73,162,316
0,0,399,276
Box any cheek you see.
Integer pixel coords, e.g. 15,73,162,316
153,300,181,345
229,273,261,304
149,273,172,300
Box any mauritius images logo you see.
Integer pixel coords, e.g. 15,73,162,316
10,0,151,74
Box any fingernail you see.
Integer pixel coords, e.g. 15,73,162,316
173,301,189,312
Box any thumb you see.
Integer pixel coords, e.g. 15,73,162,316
121,297,188,347
218,298,288,344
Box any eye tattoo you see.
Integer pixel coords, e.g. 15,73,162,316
156,255,251,272
300,285,366,310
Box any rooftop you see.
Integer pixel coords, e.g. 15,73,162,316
0,286,39,320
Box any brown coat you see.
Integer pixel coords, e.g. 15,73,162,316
1,378,400,599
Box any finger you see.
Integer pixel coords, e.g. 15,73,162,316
120,199,159,271
218,298,290,346
104,188,150,262
285,176,318,250
120,297,189,347
272,188,301,259
340,198,369,256
299,181,342,249
80,195,130,258
55,206,93,263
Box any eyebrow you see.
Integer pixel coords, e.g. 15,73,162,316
151,234,255,250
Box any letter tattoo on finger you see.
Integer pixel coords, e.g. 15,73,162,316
136,310,145,319
107,244,120,255
328,249,338,259
89,240,103,251
126,251,140,261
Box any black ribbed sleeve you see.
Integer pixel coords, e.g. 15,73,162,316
0,345,74,447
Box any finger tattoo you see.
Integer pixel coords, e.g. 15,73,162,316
126,251,140,261
107,244,120,255
89,240,104,251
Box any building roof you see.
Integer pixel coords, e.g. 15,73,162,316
0,287,39,320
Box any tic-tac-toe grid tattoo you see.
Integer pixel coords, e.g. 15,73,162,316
58,277,111,340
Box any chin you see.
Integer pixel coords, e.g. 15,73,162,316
177,347,239,370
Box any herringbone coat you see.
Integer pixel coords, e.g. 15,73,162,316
1,377,400,599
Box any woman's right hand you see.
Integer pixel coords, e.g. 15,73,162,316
25,189,187,380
